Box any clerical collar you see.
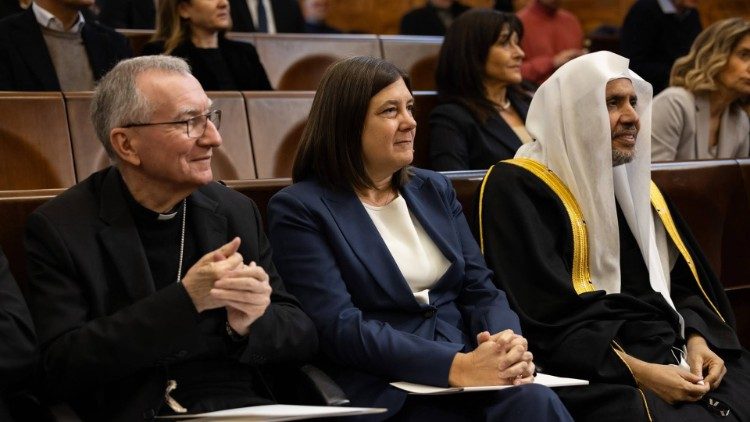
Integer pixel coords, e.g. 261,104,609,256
119,176,184,223
32,2,86,33
157,208,180,221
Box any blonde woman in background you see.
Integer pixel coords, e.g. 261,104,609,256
651,18,750,161
142,0,272,91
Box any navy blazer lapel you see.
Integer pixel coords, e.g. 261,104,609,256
322,189,418,310
400,175,459,267
97,168,155,301
10,10,59,90
188,187,228,255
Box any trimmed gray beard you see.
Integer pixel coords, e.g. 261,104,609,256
612,146,635,167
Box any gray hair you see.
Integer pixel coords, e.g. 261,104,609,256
90,55,192,159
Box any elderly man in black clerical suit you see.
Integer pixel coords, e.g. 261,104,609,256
24,55,317,421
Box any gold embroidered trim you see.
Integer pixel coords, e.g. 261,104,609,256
478,164,496,254
648,182,725,323
503,158,594,294
611,341,653,422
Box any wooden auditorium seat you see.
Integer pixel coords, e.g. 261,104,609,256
412,91,440,169
64,91,257,182
209,92,258,179
651,160,748,287
64,91,111,181
224,178,291,226
250,34,381,90
117,29,156,56
0,92,76,190
225,31,256,45
380,35,442,90
721,158,750,346
243,91,314,179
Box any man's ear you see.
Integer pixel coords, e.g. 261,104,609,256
110,128,141,167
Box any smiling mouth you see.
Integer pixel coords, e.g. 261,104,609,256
613,133,636,144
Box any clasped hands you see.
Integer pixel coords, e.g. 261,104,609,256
181,237,272,336
618,334,727,404
449,329,535,387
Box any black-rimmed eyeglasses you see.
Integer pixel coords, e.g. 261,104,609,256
122,110,222,139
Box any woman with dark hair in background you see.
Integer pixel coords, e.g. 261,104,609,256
429,9,531,171
652,17,750,161
142,0,272,90
267,56,572,421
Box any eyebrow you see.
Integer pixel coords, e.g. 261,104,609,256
379,98,414,108
175,99,214,119
497,29,514,42
606,94,638,101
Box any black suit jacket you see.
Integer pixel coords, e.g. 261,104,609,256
0,0,22,20
230,0,304,33
25,167,317,421
0,8,131,91
620,0,701,94
97,0,155,29
141,37,272,91
399,2,469,36
429,90,531,171
0,246,36,395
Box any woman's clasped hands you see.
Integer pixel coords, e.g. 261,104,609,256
448,329,535,387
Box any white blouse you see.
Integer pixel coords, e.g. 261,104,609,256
362,195,451,305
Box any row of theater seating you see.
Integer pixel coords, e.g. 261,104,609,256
1,160,748,348
119,31,443,91
0,90,438,191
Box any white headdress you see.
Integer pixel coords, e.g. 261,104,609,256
516,51,677,311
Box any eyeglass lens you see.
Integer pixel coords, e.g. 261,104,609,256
187,110,222,138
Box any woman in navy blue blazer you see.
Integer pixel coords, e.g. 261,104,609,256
267,56,572,421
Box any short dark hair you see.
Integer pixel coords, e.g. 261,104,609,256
292,56,412,191
436,9,523,123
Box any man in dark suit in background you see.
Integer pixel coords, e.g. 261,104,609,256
620,0,702,94
24,55,317,421
0,0,131,90
97,0,155,29
399,0,469,36
231,0,304,33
